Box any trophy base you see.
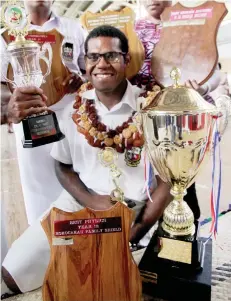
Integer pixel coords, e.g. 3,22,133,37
22,111,65,148
156,221,202,272
139,232,212,301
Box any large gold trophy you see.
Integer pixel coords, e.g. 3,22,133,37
138,68,217,300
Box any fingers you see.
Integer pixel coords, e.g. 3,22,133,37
8,87,48,123
9,106,47,124
62,73,83,94
16,86,44,96
12,97,47,110
185,80,199,90
62,74,75,87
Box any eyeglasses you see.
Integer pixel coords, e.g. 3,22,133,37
85,52,126,65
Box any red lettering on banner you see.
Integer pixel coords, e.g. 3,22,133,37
10,34,56,44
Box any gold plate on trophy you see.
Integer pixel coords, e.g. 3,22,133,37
80,7,145,79
151,1,228,87
158,237,192,264
2,29,71,106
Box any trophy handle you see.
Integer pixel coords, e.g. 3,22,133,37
1,56,17,87
39,43,53,83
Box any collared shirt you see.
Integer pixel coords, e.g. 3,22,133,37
1,12,85,81
50,81,157,203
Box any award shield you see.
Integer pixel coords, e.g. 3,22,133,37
41,148,141,301
1,0,64,148
151,1,228,87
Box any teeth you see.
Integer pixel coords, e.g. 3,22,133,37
95,74,112,78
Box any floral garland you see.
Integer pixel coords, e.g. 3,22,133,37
72,82,146,153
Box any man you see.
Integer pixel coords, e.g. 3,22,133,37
2,25,171,295
0,0,86,224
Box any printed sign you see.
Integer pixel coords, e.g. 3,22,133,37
10,34,56,43
86,14,132,31
170,8,213,21
54,217,122,236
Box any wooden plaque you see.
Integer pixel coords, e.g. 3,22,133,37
151,1,228,87
80,7,145,79
2,29,71,106
41,202,142,301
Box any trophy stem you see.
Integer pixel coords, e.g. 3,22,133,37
162,186,195,236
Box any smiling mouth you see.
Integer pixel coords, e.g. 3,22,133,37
93,74,114,79
149,4,160,8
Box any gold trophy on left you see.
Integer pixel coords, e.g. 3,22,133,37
1,0,64,148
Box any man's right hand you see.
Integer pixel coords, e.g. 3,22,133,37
8,86,48,124
88,194,113,211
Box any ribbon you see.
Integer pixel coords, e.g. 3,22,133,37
143,150,153,202
210,119,222,237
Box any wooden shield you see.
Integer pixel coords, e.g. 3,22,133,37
41,202,141,301
151,1,228,87
80,7,145,79
2,29,71,107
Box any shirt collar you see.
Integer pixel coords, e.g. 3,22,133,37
29,11,59,28
81,81,141,112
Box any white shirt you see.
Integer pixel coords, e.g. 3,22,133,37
51,81,157,203
0,12,85,85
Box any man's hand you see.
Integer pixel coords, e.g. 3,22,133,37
62,73,83,94
130,176,172,244
88,194,113,211
185,80,208,96
8,86,48,124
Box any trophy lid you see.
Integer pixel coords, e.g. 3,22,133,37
142,67,217,115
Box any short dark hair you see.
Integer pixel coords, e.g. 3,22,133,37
84,25,129,54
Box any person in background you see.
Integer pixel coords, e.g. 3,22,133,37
132,0,222,220
210,63,230,100
0,0,86,225
1,84,13,133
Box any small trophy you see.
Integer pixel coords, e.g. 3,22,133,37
1,0,64,148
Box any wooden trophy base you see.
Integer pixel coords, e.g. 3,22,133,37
22,111,64,148
139,226,212,301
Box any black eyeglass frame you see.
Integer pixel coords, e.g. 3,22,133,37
85,51,127,65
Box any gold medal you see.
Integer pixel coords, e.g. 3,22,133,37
98,147,118,167
98,148,125,204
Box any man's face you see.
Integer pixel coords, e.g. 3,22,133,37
143,0,171,19
85,37,129,93
24,0,53,11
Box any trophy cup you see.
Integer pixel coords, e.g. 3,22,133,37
1,1,64,148
138,68,217,301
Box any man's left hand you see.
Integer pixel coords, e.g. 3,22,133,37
62,73,83,94
185,79,208,96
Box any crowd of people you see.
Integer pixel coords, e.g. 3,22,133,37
1,0,230,298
